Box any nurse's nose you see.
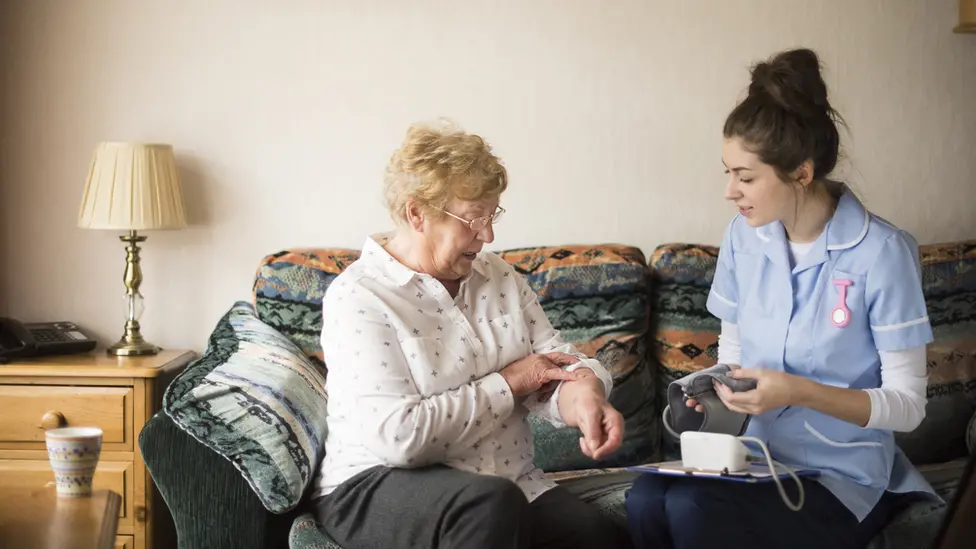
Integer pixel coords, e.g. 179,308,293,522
724,178,742,201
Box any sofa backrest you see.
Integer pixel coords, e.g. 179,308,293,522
650,239,976,464
902,240,976,463
252,244,660,470
250,238,976,469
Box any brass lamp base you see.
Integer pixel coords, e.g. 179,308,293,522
107,320,161,356
107,230,161,357
108,341,161,356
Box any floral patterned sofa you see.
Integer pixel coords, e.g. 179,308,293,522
139,240,976,549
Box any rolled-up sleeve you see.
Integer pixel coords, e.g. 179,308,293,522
512,271,612,428
865,232,934,352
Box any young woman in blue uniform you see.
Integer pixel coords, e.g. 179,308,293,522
625,48,939,549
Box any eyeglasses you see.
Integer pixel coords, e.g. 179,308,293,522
437,206,506,232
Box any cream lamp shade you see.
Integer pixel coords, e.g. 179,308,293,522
78,142,187,230
77,142,187,356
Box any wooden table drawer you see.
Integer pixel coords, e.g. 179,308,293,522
116,535,134,549
0,459,133,523
0,385,131,446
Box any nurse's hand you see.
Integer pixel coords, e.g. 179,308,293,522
713,368,799,415
685,364,740,413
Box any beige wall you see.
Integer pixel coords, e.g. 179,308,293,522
1,0,974,352
0,3,9,316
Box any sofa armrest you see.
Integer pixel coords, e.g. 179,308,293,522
139,410,295,549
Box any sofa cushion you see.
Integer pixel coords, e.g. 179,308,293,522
544,467,641,527
648,239,976,464
253,249,361,372
497,245,659,471
288,466,948,549
288,468,640,549
289,515,343,549
646,244,721,457
252,244,659,472
864,499,947,549
895,240,976,463
163,301,328,514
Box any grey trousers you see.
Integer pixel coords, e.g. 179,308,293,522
312,465,634,549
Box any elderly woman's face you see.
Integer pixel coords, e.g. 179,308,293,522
423,196,499,281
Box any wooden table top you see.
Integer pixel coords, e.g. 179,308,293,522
0,349,196,378
0,487,121,549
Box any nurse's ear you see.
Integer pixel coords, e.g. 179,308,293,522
791,160,815,189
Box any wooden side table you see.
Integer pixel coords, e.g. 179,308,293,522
0,487,122,549
0,350,195,549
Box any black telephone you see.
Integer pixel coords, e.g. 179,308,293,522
0,318,98,363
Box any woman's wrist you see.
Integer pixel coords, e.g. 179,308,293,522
566,371,604,402
557,371,605,426
790,374,819,408
788,373,872,427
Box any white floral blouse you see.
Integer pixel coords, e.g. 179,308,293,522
311,233,613,501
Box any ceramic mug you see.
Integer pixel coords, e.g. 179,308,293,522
45,426,103,497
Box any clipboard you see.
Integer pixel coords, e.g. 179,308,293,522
626,460,821,484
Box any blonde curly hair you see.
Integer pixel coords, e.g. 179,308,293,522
384,120,508,225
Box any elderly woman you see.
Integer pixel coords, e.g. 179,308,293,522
309,122,632,549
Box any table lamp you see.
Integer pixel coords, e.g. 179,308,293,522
77,142,187,356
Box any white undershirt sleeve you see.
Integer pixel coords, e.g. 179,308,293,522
864,346,928,432
716,323,927,432
717,321,742,366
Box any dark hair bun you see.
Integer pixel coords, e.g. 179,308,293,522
748,49,831,118
723,48,845,181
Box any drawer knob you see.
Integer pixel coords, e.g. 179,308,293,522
41,410,66,430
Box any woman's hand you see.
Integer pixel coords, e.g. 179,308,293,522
551,366,623,460
499,352,583,397
572,394,624,460
713,368,803,415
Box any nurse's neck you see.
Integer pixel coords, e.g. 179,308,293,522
784,182,839,244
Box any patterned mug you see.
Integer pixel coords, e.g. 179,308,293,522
45,427,103,497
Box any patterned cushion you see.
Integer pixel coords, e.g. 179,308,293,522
289,515,343,549
163,301,328,514
896,241,976,463
251,245,658,472
253,249,361,371
646,244,721,458
497,245,658,471
648,240,976,464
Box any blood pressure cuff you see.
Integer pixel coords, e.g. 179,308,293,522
663,364,758,438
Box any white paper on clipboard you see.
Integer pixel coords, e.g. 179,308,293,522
626,460,820,483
